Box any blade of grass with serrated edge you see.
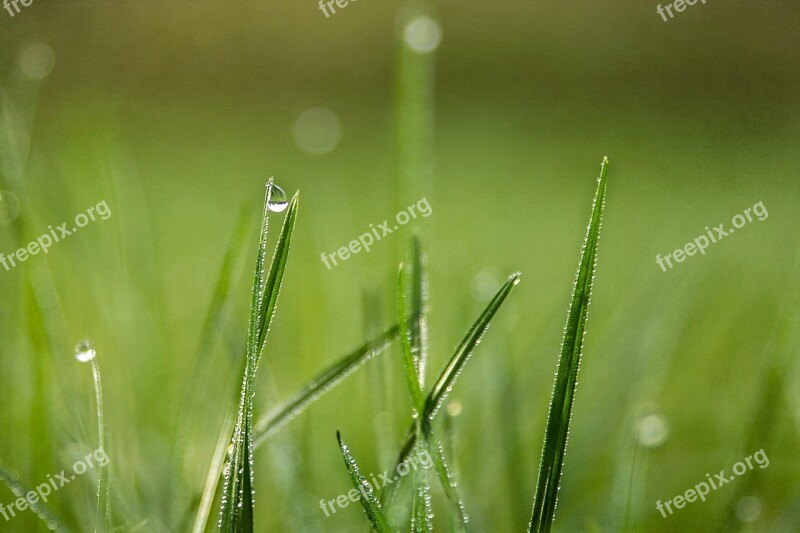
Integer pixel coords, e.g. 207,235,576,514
382,271,521,508
336,431,392,532
252,325,400,446
0,468,71,532
218,182,298,532
528,157,608,533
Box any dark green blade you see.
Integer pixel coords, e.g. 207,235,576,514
529,157,609,532
218,183,299,533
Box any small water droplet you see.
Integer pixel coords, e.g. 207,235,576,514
0,190,21,225
74,339,96,363
266,182,289,212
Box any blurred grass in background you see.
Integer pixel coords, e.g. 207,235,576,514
1,1,799,531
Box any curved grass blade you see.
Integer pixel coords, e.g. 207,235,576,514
218,182,298,532
0,468,71,532
252,325,400,447
383,271,521,506
336,432,392,532
528,157,608,533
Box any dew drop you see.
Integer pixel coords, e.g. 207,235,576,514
74,339,96,363
0,190,21,225
266,182,289,213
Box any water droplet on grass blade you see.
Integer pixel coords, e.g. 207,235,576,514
74,339,96,363
266,182,289,212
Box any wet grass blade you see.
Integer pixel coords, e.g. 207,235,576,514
218,182,298,532
252,325,400,446
398,262,425,416
424,422,469,531
398,248,432,531
528,157,608,533
424,271,522,421
383,271,521,506
336,431,392,532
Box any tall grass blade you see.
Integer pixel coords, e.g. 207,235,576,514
398,248,432,531
0,468,71,532
252,325,400,446
528,157,609,532
336,431,392,532
218,182,298,532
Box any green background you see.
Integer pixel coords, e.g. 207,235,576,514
1,1,799,531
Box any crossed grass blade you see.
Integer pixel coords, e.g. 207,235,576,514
384,270,522,511
336,431,392,532
252,325,400,447
218,182,298,532
528,157,608,532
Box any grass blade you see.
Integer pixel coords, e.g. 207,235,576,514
423,422,469,531
218,182,298,532
424,271,522,421
336,431,392,532
383,270,521,507
398,262,425,415
528,157,609,532
252,325,400,446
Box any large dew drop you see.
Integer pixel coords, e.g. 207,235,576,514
267,182,289,213
74,339,96,363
